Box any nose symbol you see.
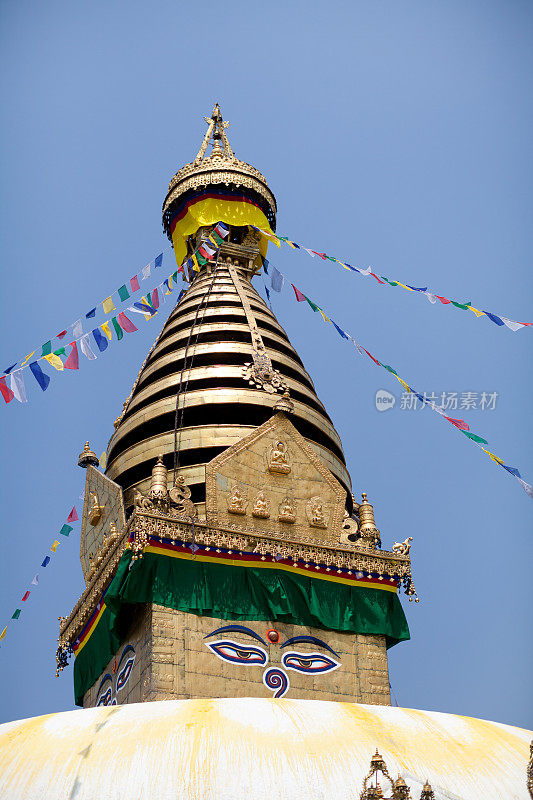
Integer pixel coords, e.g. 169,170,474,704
263,667,290,698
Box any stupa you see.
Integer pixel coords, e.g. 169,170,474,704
0,105,530,800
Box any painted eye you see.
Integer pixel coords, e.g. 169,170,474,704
116,657,135,691
205,639,267,666
97,686,113,706
281,651,340,674
96,675,113,706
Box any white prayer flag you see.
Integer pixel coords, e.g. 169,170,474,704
501,317,524,332
303,248,316,257
31,574,39,586
10,370,27,403
517,477,533,499
142,264,151,280
80,334,97,360
72,319,83,338
424,292,437,304
359,266,372,276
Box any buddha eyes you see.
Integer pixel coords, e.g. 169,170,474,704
116,656,135,691
205,639,268,666
281,651,340,674
96,682,113,706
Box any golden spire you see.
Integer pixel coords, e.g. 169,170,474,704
194,103,234,164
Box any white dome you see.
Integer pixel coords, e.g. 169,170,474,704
0,698,530,800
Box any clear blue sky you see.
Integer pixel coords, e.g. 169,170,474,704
0,0,531,729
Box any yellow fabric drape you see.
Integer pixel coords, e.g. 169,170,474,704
170,197,277,267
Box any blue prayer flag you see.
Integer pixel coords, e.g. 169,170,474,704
154,253,163,268
406,286,428,292
41,556,51,568
29,361,50,391
332,322,349,340
484,311,504,326
4,363,17,375
85,308,96,319
263,259,270,274
503,465,521,478
92,328,109,352
133,302,157,316
265,285,271,304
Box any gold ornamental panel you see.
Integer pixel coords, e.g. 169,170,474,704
80,466,126,583
205,412,347,548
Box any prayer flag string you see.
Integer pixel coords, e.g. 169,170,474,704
266,263,533,500
251,226,532,333
0,505,81,647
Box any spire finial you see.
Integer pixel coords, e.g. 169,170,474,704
78,441,99,469
194,103,234,164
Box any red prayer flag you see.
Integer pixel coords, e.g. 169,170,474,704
0,376,14,403
151,288,160,310
130,275,140,293
118,312,138,333
57,330,68,340
291,284,306,302
311,251,328,260
444,416,470,431
67,506,79,523
22,591,30,602
64,341,79,370
370,272,385,284
436,296,451,305
362,348,382,367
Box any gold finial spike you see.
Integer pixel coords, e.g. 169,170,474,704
194,103,234,164
78,441,99,469
358,492,380,549
149,454,168,500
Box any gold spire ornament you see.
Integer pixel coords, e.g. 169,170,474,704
358,493,381,549
77,441,99,469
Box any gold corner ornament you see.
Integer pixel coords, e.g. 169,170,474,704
359,750,436,799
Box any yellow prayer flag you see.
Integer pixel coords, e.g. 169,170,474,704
50,540,60,552
192,254,200,273
43,353,64,371
396,282,414,292
481,447,504,465
396,376,412,393
167,275,173,291
102,296,116,314
0,626,6,642
317,308,331,324
100,322,112,340
468,306,485,318
21,351,36,366
99,452,107,469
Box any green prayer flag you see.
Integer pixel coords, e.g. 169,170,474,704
59,523,73,537
172,271,178,283
41,341,52,356
111,317,123,341
304,295,319,312
451,300,472,310
11,609,21,620
53,347,66,357
117,284,130,302
382,277,398,287
462,431,489,444
383,365,398,375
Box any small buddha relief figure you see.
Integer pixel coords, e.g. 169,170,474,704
88,491,104,526
252,491,270,519
268,440,291,475
307,496,328,529
278,497,296,524
227,486,247,515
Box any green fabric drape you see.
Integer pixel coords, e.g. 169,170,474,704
73,551,410,706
